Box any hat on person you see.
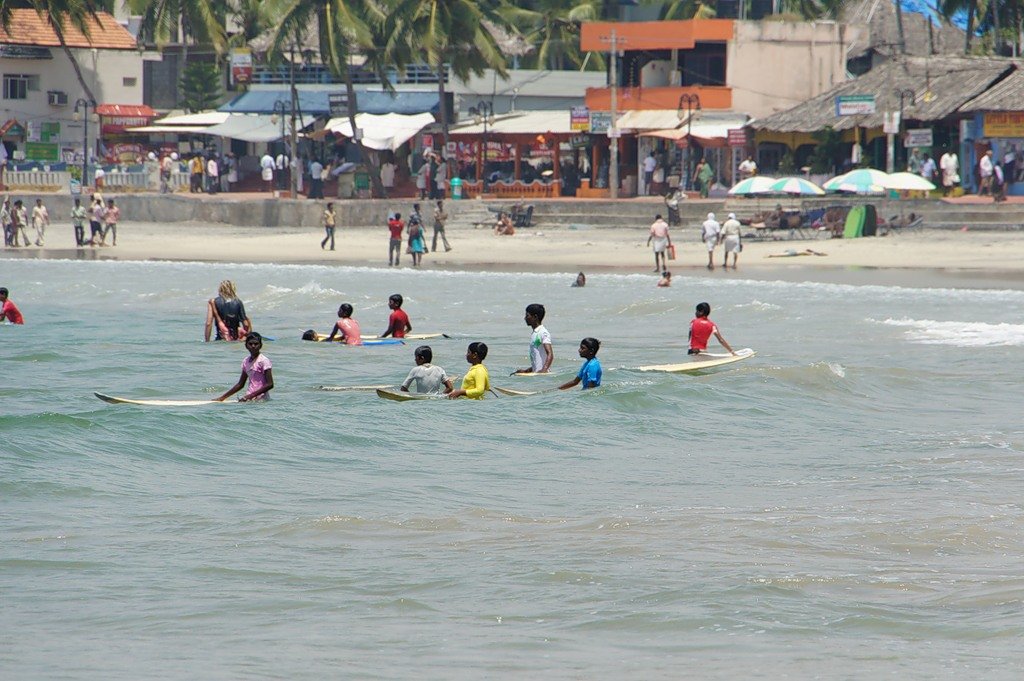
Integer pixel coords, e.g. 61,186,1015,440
170,152,179,160
707,212,715,220
147,151,157,160
728,213,736,220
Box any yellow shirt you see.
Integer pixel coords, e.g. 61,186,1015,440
461,363,490,399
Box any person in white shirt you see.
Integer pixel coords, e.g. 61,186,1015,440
260,153,275,193
720,212,742,269
700,212,721,270
738,155,757,180
400,345,454,395
642,152,657,195
434,158,448,199
31,198,49,247
919,153,936,182
380,160,396,189
206,156,219,194
939,149,959,195
979,149,994,196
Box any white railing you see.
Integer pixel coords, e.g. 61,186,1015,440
100,170,189,191
4,170,71,188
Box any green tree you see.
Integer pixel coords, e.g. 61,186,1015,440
808,126,842,175
504,0,604,70
180,61,223,111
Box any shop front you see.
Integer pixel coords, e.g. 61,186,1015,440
96,104,158,163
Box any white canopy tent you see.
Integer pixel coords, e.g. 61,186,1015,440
323,112,436,151
200,113,315,143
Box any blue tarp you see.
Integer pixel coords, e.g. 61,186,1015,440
218,90,440,116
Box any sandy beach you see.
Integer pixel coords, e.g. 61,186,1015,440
7,216,1024,290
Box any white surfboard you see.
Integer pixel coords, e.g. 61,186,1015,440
361,333,450,341
636,348,756,374
95,392,223,406
493,386,545,397
375,388,445,402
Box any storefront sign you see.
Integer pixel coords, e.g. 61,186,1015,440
25,142,59,162
983,112,1024,137
589,112,612,135
230,48,253,85
0,45,53,60
422,134,434,149
570,106,590,132
904,128,933,148
328,93,349,116
836,94,876,116
569,135,589,148
727,128,749,146
105,142,147,163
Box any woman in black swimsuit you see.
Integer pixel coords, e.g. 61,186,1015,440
204,279,252,341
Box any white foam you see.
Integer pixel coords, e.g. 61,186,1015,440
880,317,1024,347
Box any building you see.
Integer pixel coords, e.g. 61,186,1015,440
0,9,151,166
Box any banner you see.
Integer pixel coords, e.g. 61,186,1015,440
570,106,590,132
25,141,59,162
230,48,253,85
983,112,1024,138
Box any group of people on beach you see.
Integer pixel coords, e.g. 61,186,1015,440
1,194,121,249
197,279,735,403
2,197,50,248
646,211,743,274
382,201,452,267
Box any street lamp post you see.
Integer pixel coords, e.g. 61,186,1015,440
895,88,915,172
73,98,96,189
886,88,916,173
469,101,494,192
677,94,701,191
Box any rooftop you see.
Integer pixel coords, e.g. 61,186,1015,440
0,9,136,50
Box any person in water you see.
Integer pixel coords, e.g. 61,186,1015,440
325,303,362,345
380,293,412,338
657,271,672,287
558,337,602,390
572,272,586,287
216,332,274,402
513,303,553,374
401,345,454,395
205,280,251,342
448,342,490,399
688,302,735,356
0,287,25,324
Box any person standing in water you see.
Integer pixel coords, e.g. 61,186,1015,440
204,279,252,342
688,302,735,356
558,337,602,390
513,303,553,374
216,332,274,402
448,342,490,399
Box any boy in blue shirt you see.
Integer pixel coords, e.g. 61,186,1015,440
559,337,601,390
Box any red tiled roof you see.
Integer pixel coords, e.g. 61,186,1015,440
0,9,136,50
95,104,157,117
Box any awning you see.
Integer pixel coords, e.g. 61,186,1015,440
615,109,684,131
125,125,216,134
449,110,577,136
640,114,750,146
323,112,435,151
154,111,231,126
0,118,25,137
97,104,158,134
219,89,440,116
200,113,315,142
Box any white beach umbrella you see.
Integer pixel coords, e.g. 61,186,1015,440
769,176,826,196
727,176,777,195
884,172,936,191
824,168,889,194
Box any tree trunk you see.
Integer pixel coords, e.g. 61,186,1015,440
53,25,97,104
965,3,975,53
343,57,386,199
894,0,906,54
436,56,451,182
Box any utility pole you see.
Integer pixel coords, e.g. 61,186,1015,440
601,29,623,200
289,37,299,198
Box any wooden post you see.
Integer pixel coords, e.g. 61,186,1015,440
514,142,522,182
553,138,561,196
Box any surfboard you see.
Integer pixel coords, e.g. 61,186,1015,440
375,388,445,402
360,333,450,341
635,348,756,374
95,391,222,406
510,371,548,377
308,332,404,346
493,386,544,397
320,375,459,392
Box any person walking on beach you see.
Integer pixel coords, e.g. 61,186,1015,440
31,198,49,247
71,198,87,247
387,212,404,266
205,279,252,342
13,200,29,248
721,212,742,269
688,302,735,356
216,332,274,402
646,214,671,273
88,196,105,246
321,202,336,250
432,200,452,252
447,342,490,399
1,198,13,247
558,337,602,390
400,345,454,395
380,293,412,338
513,303,553,375
324,303,362,345
701,212,722,270
0,287,24,324
407,207,426,266
102,198,120,246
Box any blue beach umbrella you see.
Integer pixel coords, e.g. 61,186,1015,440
727,176,777,196
769,176,826,196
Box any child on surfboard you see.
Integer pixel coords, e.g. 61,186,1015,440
558,337,602,390
401,345,454,395
380,293,412,339
324,303,362,345
448,342,490,399
688,302,735,356
217,332,274,402
512,303,553,375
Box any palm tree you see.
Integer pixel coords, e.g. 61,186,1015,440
504,0,604,70
269,0,388,197
939,0,984,53
383,0,511,169
0,0,115,104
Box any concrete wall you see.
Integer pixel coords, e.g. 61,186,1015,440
729,21,865,119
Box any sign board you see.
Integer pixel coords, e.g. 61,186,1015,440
983,112,1024,137
836,94,876,116
230,48,253,85
882,111,901,135
328,93,349,117
570,106,590,132
727,128,749,146
25,141,59,162
904,128,933,148
569,134,589,148
0,45,53,60
589,111,612,135
607,127,621,139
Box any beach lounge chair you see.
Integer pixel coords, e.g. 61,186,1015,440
887,213,924,235
514,205,534,228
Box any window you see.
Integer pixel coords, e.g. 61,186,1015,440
679,43,727,87
4,74,29,100
123,76,137,87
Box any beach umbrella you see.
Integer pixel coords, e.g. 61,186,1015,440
769,176,825,196
727,176,777,195
883,172,936,191
824,168,889,194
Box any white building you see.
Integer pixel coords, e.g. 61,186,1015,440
0,9,152,165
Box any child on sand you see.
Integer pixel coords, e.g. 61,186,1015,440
381,293,412,338
558,337,602,390
400,345,454,395
448,342,490,399
688,302,735,356
325,303,362,345
513,303,553,374
216,332,274,402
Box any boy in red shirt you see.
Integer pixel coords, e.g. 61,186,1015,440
688,302,734,356
381,293,412,338
387,212,404,266
0,287,24,324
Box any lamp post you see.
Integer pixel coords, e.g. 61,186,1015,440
895,88,915,172
270,99,298,196
677,94,701,191
73,97,96,189
469,100,494,192
886,88,916,173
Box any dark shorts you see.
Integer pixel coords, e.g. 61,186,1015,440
687,348,703,355
90,220,102,235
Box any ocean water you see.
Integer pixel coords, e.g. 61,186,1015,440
2,259,1023,680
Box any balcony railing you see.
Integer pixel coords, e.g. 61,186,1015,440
250,63,447,86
